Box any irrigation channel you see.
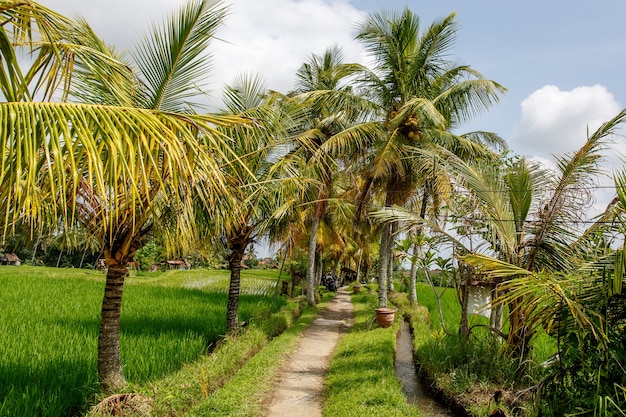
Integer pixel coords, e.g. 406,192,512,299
395,320,456,416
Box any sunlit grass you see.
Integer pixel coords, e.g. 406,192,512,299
0,265,284,417
403,281,555,416
184,302,320,417
323,290,421,417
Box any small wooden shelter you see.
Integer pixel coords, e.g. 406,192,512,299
164,259,191,270
0,253,21,266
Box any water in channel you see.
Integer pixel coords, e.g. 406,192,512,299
395,320,456,417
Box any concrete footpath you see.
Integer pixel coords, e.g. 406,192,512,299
265,288,354,417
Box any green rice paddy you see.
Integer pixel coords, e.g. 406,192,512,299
0,266,282,417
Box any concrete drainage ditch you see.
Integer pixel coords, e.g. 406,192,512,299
395,320,456,417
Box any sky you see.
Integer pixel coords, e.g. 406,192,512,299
41,0,626,221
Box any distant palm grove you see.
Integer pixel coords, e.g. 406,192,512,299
0,1,624,416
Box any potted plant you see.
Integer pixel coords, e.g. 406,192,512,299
353,283,361,293
375,307,395,328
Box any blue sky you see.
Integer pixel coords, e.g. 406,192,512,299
43,0,626,155
43,0,626,219
370,1,626,155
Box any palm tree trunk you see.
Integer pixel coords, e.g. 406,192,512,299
506,296,532,371
378,223,390,308
387,249,394,292
31,231,42,264
306,215,320,306
98,263,128,392
227,247,245,332
388,221,398,292
459,264,471,340
363,259,370,283
315,251,323,285
356,250,362,283
410,194,429,304
490,286,503,333
79,248,87,269
424,267,450,335
409,243,418,304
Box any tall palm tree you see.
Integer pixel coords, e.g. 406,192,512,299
0,0,242,391
291,46,380,305
354,8,506,307
205,73,308,330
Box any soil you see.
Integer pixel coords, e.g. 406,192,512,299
264,288,354,417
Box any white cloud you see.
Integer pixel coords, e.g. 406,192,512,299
510,84,626,219
509,84,621,158
43,0,368,109
210,0,367,105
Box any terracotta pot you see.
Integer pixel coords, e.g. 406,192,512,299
375,307,395,328
353,285,360,293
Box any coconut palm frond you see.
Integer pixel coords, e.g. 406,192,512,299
369,205,468,251
525,108,626,271
412,11,457,73
56,19,140,106
356,8,422,78
498,272,608,344
133,0,228,112
434,77,506,127
464,252,608,344
0,1,101,102
222,72,267,114
315,121,382,160
506,158,533,234
389,96,446,130
461,131,507,153
0,101,229,240
461,253,533,279
447,157,517,259
614,167,626,218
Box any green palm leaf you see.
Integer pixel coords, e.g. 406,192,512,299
0,101,233,240
526,108,626,270
133,0,227,111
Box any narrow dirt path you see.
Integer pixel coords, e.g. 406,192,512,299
265,288,354,417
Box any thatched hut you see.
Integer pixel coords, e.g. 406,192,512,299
0,253,21,266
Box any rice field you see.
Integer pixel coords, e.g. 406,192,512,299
0,266,283,417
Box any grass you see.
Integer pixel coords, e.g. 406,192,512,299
116,295,310,417
0,265,285,417
183,299,325,417
323,288,421,417
398,282,556,416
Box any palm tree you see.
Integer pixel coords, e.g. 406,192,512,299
354,8,506,307
0,0,242,391
454,109,626,358
290,46,380,305
207,73,308,330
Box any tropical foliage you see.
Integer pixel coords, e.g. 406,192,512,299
353,8,506,308
0,0,242,390
373,111,626,414
2,1,625,415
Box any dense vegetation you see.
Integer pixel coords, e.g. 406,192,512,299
0,0,624,415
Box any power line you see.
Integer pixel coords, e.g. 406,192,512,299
382,185,620,194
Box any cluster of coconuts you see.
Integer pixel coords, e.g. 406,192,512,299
401,117,420,140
